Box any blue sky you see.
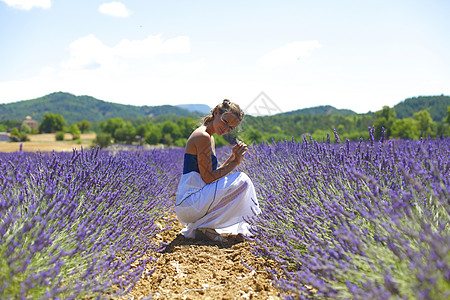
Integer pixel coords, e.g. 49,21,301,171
1,0,449,114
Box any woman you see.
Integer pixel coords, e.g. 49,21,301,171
175,99,261,242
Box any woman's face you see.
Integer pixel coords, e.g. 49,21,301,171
213,111,240,135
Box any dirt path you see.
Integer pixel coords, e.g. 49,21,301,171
125,215,285,299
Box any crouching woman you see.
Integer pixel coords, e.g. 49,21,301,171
175,99,261,242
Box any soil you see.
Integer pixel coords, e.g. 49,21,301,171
124,214,286,300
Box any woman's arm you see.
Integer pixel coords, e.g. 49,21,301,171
220,152,234,168
196,135,247,184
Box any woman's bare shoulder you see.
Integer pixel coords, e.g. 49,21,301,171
185,126,211,154
189,126,211,141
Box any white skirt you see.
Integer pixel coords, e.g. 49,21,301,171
175,171,261,239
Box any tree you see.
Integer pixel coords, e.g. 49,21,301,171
99,117,136,143
161,121,182,141
93,133,112,149
177,117,198,137
374,106,396,140
436,122,450,138
391,118,419,139
39,113,66,133
0,120,21,130
311,129,329,142
68,124,81,140
9,128,20,141
413,110,434,137
135,124,148,139
174,138,187,147
20,124,31,134
146,128,162,145
76,120,91,133
135,123,151,145
9,127,29,142
99,118,125,136
244,127,263,144
55,131,65,141
160,133,174,145
113,122,136,144
446,106,450,125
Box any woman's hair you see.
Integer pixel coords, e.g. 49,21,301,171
203,99,244,126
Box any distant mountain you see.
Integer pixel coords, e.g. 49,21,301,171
394,95,450,122
281,105,356,116
176,104,211,115
0,92,201,123
2,92,448,125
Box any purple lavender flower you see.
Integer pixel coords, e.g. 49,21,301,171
241,132,450,299
0,147,184,298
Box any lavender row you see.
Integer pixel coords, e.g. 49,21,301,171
0,147,184,299
241,131,450,299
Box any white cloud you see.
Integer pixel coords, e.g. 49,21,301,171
0,76,57,103
98,2,130,18
115,35,190,58
39,66,55,75
61,34,123,74
1,0,51,10
259,40,322,68
153,59,205,74
61,34,190,75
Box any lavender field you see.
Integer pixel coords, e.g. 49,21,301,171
0,148,183,298
242,130,450,299
1,129,449,299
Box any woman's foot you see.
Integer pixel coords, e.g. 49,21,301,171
195,228,227,243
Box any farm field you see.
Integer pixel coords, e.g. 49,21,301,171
0,133,97,152
123,214,284,299
1,130,449,299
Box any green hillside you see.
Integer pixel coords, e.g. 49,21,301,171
0,92,199,124
394,95,450,122
1,92,449,144
281,105,356,116
1,92,449,130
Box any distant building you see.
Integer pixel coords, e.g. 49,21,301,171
22,116,39,131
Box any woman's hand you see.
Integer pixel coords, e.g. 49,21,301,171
232,141,248,164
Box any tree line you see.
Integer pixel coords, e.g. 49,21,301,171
2,114,91,143
2,105,450,146
373,106,450,140
241,106,450,144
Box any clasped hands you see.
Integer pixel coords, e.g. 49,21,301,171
230,141,248,164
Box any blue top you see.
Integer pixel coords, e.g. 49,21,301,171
183,153,218,174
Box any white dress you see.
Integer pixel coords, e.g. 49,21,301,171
175,153,261,239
